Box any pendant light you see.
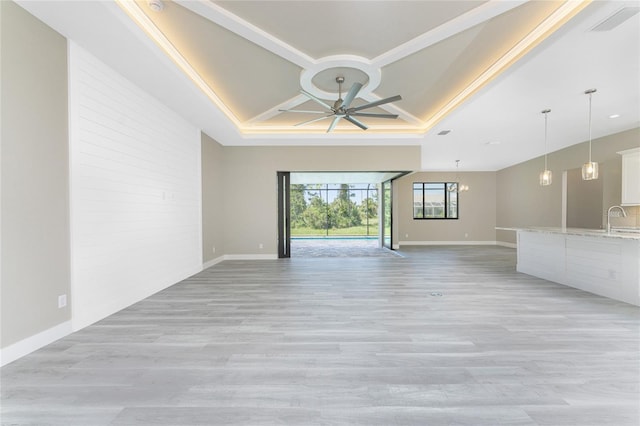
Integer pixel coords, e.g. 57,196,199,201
539,109,552,186
581,88,598,180
449,160,469,192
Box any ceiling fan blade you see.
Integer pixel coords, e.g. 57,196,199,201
339,82,363,109
300,89,334,111
279,109,329,114
349,112,399,119
326,116,341,133
344,116,368,131
294,114,333,127
348,94,402,113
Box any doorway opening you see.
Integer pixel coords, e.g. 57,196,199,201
277,171,408,258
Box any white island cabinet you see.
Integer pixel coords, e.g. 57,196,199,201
517,229,640,306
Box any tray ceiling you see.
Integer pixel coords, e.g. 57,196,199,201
120,0,587,135
17,0,638,170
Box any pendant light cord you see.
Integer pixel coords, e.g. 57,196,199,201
543,110,549,170
588,92,592,162
585,88,596,163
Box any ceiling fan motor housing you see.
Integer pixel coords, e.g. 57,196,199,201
279,75,401,132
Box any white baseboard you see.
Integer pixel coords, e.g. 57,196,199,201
71,264,203,332
399,240,499,246
1,254,278,367
202,255,225,270
0,321,72,367
392,244,400,250
224,254,278,260
496,241,517,248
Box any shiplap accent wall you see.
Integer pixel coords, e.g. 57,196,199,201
69,43,202,330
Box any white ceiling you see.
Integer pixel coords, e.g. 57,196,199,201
16,0,640,171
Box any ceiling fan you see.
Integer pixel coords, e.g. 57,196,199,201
279,76,402,133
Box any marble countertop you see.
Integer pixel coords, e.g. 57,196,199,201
496,226,640,240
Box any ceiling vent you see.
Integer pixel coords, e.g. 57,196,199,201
590,7,639,31
437,130,451,135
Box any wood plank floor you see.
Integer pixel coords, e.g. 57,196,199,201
290,238,400,258
2,246,639,425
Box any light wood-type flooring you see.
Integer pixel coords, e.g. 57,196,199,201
2,246,639,425
290,238,400,258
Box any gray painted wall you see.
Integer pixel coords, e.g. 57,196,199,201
1,1,70,347
202,133,226,262
566,167,603,229
395,171,497,243
496,127,640,244
221,146,421,255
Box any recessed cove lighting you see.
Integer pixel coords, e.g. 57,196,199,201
609,114,621,119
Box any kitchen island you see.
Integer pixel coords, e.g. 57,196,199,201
515,227,640,306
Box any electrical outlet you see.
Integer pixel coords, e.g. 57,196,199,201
259,243,264,249
212,246,216,254
405,234,409,238
464,233,469,238
58,294,67,309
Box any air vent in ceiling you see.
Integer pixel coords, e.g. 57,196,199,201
437,130,451,135
590,7,639,31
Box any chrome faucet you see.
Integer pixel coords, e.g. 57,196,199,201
607,205,627,233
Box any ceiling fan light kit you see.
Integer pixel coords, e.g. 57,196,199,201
279,76,402,133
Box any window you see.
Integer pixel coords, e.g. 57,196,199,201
289,183,380,237
413,182,458,219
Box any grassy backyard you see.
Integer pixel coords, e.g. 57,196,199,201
291,221,379,237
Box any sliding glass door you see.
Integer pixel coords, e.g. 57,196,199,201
277,172,291,258
381,179,392,249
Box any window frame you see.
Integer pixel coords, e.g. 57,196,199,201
412,182,459,220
